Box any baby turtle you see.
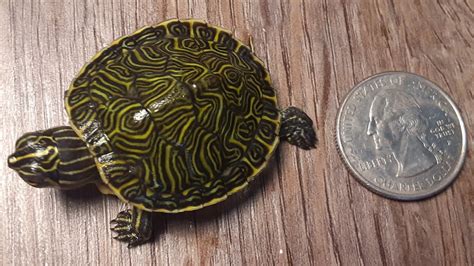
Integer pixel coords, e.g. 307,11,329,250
7,19,316,247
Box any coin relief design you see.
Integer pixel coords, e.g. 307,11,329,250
336,72,467,200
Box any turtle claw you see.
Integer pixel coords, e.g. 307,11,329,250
112,231,141,248
110,208,152,248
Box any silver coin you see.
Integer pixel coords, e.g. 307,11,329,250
336,72,467,200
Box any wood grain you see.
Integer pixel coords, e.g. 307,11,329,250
1,0,472,265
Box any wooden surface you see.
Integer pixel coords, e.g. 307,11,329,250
1,0,472,265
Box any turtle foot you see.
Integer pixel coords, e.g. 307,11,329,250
280,107,317,150
110,208,152,248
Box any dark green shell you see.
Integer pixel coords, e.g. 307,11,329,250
65,19,280,212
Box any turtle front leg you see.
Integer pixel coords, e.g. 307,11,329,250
280,107,317,150
111,207,152,247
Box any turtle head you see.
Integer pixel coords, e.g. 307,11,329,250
8,127,99,189
8,131,61,188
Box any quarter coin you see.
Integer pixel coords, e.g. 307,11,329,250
336,72,467,200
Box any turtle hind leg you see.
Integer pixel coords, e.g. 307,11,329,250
280,107,317,150
111,207,152,248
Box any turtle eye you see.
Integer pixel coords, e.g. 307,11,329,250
27,165,42,174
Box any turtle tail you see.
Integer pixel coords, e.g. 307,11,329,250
280,107,317,150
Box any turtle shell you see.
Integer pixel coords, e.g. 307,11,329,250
65,19,280,212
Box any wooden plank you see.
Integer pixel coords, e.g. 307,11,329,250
0,0,472,265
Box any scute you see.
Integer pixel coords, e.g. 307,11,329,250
65,19,280,212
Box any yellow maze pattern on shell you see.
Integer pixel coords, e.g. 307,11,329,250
65,19,280,212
